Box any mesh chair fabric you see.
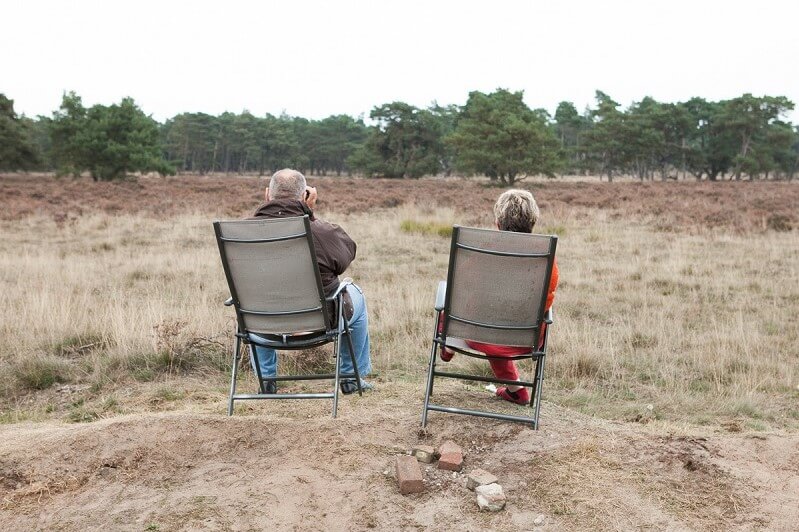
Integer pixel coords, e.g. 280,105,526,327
217,218,328,334
445,226,554,347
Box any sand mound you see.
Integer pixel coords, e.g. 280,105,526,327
1,394,796,530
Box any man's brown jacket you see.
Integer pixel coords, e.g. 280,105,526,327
251,199,356,302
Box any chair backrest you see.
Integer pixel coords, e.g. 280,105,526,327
213,216,331,335
441,225,557,348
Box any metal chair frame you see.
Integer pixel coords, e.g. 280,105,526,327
213,216,361,418
421,225,557,428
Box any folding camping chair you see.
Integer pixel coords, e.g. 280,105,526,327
213,216,362,417
421,225,557,428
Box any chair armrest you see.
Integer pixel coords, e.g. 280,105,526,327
325,277,353,301
543,308,554,324
435,281,447,311
224,297,234,307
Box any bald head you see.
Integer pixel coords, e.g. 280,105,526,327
268,169,306,200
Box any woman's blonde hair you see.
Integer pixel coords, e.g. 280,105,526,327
493,189,539,233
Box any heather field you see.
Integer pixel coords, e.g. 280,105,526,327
0,174,797,530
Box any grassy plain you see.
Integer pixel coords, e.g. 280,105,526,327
0,175,796,430
1,174,798,530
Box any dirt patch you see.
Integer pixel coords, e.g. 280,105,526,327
2,174,797,233
0,384,796,530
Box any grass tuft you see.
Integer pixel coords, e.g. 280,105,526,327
400,219,453,238
12,356,72,391
542,224,567,236
52,333,107,357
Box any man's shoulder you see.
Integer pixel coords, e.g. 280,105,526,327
310,216,348,235
310,216,355,247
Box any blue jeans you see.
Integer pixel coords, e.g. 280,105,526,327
251,284,372,379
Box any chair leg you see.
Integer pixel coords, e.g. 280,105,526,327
228,334,241,416
250,340,267,394
332,335,341,418
429,311,444,398
533,355,546,429
343,323,362,396
527,357,539,408
421,342,438,427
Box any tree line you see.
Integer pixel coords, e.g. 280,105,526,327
2,89,797,182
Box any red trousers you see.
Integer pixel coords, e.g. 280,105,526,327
465,324,547,381
439,312,547,382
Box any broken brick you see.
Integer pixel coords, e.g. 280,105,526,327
412,445,435,464
438,451,463,471
466,468,498,490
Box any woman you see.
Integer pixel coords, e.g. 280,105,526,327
441,189,559,405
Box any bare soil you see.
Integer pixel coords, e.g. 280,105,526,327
1,384,796,531
2,173,797,232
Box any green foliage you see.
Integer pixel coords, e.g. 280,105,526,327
576,91,796,181
161,111,367,176
353,102,447,178
3,88,797,181
307,114,368,175
720,94,795,179
680,97,736,180
581,91,628,181
553,101,590,173
50,92,175,180
447,89,563,184
0,94,38,170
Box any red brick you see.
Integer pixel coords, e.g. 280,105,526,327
437,451,463,471
438,440,463,456
395,455,425,494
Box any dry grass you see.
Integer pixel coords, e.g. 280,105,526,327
1,187,797,430
550,214,799,428
1,177,798,530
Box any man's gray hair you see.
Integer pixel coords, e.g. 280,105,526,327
493,189,540,233
269,168,306,200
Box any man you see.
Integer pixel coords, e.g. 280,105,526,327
249,169,372,395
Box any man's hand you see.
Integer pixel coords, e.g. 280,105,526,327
304,186,318,210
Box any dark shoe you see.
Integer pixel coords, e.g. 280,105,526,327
496,386,530,405
261,380,277,394
440,347,455,362
340,379,374,395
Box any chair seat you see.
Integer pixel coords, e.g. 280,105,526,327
440,336,536,359
443,337,488,356
248,329,333,349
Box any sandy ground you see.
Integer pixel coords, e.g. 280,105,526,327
1,382,797,531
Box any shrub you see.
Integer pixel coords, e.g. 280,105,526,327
767,214,793,232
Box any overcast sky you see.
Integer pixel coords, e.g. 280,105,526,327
3,0,798,123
